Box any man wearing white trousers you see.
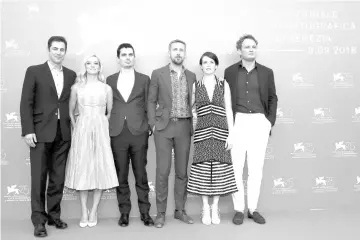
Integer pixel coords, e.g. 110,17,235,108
224,34,278,225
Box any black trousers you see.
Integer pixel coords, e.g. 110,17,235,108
111,121,151,214
30,121,70,225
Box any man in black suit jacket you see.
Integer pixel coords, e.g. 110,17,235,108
20,36,77,237
107,43,154,227
224,34,278,225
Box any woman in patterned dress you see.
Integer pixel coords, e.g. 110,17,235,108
65,55,118,227
187,52,237,225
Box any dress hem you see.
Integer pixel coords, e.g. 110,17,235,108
65,185,119,191
187,190,238,197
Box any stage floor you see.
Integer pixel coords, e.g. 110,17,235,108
1,210,359,240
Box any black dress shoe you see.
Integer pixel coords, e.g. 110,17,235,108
140,212,154,226
48,219,68,229
232,211,244,225
248,210,266,224
34,223,47,237
118,213,129,227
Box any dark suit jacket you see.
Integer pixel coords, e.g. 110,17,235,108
147,64,196,134
224,61,278,126
107,71,150,136
20,62,77,142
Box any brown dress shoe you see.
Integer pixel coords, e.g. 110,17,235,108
154,212,165,228
174,210,194,224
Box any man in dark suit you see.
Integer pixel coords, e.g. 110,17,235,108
148,39,196,228
107,43,154,227
20,36,77,237
224,34,278,225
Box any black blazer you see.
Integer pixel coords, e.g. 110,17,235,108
20,62,77,142
224,61,278,126
107,70,150,136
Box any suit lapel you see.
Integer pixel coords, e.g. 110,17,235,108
184,70,193,104
127,71,140,103
59,68,69,100
160,67,172,98
256,64,267,97
43,62,58,96
111,72,125,101
234,63,240,98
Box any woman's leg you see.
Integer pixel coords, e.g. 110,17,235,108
213,195,220,207
201,195,211,225
89,189,103,223
211,196,221,224
202,195,210,207
79,190,89,222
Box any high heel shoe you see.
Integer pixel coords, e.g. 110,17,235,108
88,211,97,227
79,209,89,228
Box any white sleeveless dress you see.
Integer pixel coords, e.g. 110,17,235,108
65,82,118,190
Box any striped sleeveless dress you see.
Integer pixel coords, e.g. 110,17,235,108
187,79,237,196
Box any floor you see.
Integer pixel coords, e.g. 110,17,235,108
1,210,359,240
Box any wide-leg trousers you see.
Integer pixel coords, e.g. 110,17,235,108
231,113,271,212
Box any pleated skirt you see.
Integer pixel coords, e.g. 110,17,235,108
187,161,237,196
65,114,119,190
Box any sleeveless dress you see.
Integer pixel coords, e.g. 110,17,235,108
65,82,119,190
187,79,237,196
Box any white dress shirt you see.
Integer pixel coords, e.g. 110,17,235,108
48,61,63,119
117,69,135,102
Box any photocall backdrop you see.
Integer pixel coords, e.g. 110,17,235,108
1,0,360,220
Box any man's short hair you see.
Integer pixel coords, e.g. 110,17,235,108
117,43,135,58
48,36,67,51
168,39,186,51
236,34,258,50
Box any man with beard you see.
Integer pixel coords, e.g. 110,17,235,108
148,39,196,228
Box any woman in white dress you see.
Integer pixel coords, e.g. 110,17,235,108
65,55,118,227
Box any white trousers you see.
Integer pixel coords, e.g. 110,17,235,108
231,113,271,212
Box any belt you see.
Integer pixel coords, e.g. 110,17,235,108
171,117,191,122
